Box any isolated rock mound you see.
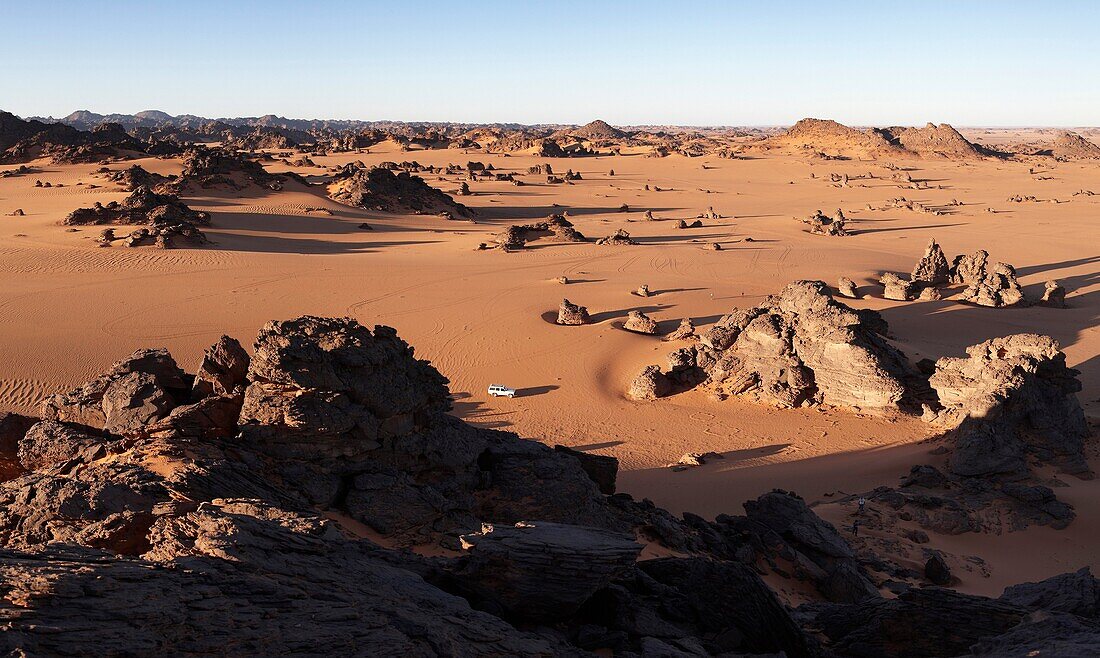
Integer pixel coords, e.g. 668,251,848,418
557,299,590,325
1051,131,1100,160
595,228,638,245
930,334,1090,477
497,214,587,249
629,365,672,400
622,310,658,335
877,123,987,159
805,209,849,236
959,261,1024,308
63,186,211,247
689,280,921,411
329,165,472,217
767,118,898,157
911,238,951,286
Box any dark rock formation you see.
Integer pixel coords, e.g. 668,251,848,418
455,521,641,621
930,334,1090,477
329,164,471,217
1000,567,1099,618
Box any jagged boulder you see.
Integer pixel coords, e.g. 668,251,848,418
740,490,879,603
1000,567,1100,618
622,310,658,335
192,335,249,398
911,238,950,286
39,348,188,432
930,334,1090,477
455,521,641,621
328,165,471,217
960,261,1024,307
629,365,671,400
557,299,590,325
950,250,989,286
691,281,920,411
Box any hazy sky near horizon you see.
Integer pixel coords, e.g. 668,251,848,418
3,0,1097,126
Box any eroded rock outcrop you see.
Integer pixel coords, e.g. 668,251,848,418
622,310,658,335
329,164,472,217
911,238,950,286
557,299,591,325
687,281,922,411
929,334,1090,477
959,261,1024,308
456,521,641,621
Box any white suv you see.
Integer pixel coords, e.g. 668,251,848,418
487,384,516,398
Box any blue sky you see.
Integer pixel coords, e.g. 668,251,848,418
2,0,1097,126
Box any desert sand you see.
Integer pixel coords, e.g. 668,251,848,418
1,126,1097,602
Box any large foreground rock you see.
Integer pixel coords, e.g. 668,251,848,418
930,334,1090,477
456,521,641,621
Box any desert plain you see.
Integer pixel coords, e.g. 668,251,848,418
0,113,1098,654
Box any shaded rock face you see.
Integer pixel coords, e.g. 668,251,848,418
930,334,1090,477
40,348,189,433
911,238,950,286
741,491,879,603
557,298,590,325
1000,567,1100,618
0,506,580,657
0,313,840,656
456,521,641,622
809,588,1025,658
587,558,820,657
691,280,921,411
329,165,471,217
0,412,36,480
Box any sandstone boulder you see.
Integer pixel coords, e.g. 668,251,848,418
557,299,591,325
691,280,920,411
911,238,950,286
629,365,671,400
930,334,1090,477
622,310,658,335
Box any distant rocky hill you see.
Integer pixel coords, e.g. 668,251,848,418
763,118,994,159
